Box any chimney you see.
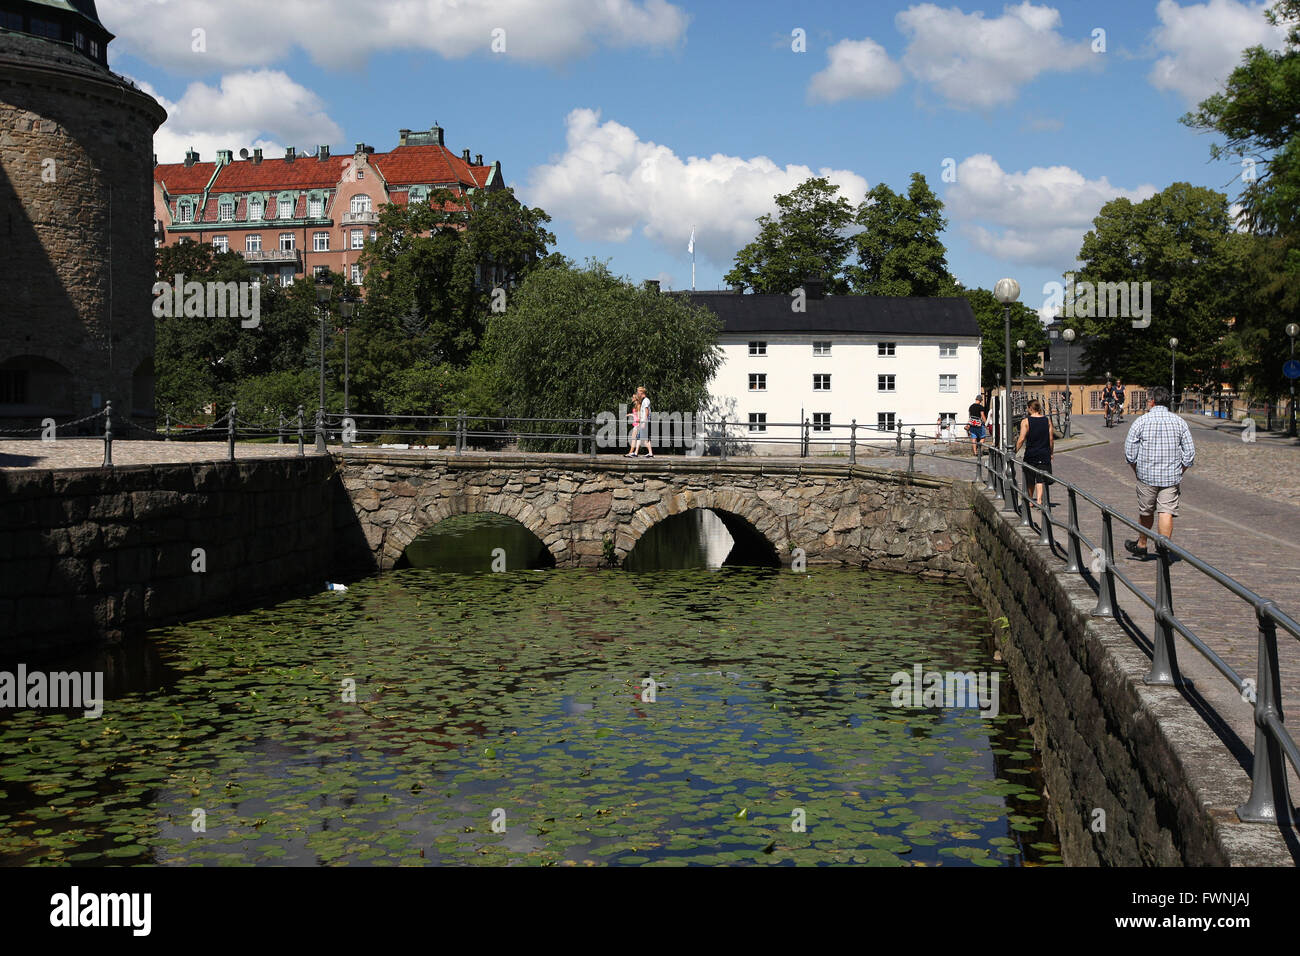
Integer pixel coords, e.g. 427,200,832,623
475,153,483,166
252,148,263,164
644,279,660,293
285,146,296,162
431,124,444,146
399,129,411,146
216,149,232,165
804,278,825,300
184,148,198,167
318,145,330,161
461,148,471,163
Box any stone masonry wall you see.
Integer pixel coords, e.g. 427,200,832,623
0,457,338,652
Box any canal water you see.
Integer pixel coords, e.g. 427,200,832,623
0,512,1061,866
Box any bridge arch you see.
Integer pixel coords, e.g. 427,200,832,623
616,488,787,566
380,492,555,569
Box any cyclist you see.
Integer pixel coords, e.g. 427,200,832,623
1102,380,1118,427
1114,378,1126,423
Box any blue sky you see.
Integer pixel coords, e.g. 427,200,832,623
104,0,1288,319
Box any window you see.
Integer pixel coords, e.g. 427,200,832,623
350,263,361,285
31,18,61,40
813,374,831,391
357,169,365,180
75,32,86,50
813,341,831,356
278,266,295,288
748,341,766,356
939,374,957,393
313,231,329,252
877,374,895,392
812,412,831,432
939,343,957,358
313,266,330,282
218,199,234,222
0,12,23,30
351,195,372,214
748,373,766,391
279,232,294,251
878,342,896,357
747,413,767,433
351,229,364,250
246,233,261,253
89,39,100,58
877,412,896,432
370,230,377,242
248,197,264,220
278,197,294,219
176,201,193,222
0,369,28,404
308,196,323,217
212,235,228,253
1049,329,1059,339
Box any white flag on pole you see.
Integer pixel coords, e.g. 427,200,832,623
687,226,695,255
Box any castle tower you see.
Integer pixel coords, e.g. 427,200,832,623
1,0,166,425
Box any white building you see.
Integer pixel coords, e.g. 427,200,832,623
687,286,982,453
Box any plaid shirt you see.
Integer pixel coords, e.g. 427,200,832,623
1124,405,1195,487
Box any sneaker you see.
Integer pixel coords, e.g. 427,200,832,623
1124,539,1148,559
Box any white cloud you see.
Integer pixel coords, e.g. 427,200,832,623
946,153,1157,267
134,71,343,163
895,2,1096,109
526,109,870,265
807,37,905,102
100,0,688,72
1148,0,1287,104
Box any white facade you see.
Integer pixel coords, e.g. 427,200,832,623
709,332,982,450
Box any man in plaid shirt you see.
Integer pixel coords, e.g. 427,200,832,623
1123,385,1195,559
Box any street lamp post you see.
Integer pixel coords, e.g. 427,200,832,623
1063,327,1075,438
994,278,1020,455
314,280,331,453
1016,338,1026,393
1169,337,1179,411
1287,323,1299,438
339,296,356,448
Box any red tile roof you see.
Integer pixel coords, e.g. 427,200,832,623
371,145,481,187
154,162,217,195
469,165,491,187
212,155,349,191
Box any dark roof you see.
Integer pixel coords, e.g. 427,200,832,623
684,292,980,337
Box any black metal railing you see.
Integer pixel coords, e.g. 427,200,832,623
976,442,1298,825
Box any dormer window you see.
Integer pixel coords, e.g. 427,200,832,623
218,199,234,222
176,201,193,223
248,197,263,220
75,32,86,50
308,196,323,217
89,39,100,58
277,197,294,219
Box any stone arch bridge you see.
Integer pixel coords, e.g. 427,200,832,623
336,451,972,575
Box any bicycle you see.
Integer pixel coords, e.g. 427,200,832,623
1103,401,1116,428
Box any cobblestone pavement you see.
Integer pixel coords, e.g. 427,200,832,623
0,438,324,469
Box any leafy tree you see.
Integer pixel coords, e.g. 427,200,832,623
849,173,959,296
961,287,1049,388
481,260,723,451
1067,184,1245,394
725,177,855,293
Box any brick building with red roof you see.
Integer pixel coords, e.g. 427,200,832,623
153,124,502,288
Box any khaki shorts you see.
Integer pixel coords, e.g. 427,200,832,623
1136,480,1179,517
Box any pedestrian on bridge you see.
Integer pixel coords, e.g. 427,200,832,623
1015,398,1053,509
966,393,988,456
1123,386,1195,560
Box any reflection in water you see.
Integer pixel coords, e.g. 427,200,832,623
400,513,555,571
625,509,737,570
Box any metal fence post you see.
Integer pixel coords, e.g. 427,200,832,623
297,405,305,457
1002,456,1019,515
1037,480,1054,548
102,401,113,467
850,419,857,465
1063,487,1084,573
591,413,599,458
1145,544,1182,685
277,411,284,444
802,417,810,458
895,422,903,456
1238,603,1292,822
1092,512,1118,617
908,428,916,474
991,447,1004,500
227,403,236,461
720,418,728,461
315,407,326,454
456,410,464,454
164,409,171,442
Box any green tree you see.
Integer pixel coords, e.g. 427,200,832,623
481,260,723,451
961,287,1048,388
849,173,959,296
1067,184,1245,393
725,177,855,293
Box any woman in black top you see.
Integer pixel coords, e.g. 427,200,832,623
1015,398,1054,508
